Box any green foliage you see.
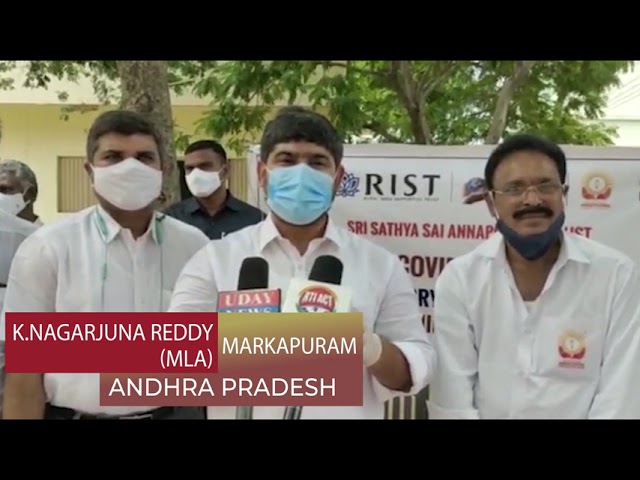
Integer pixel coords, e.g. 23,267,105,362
185,61,632,147
0,60,633,149
0,61,17,91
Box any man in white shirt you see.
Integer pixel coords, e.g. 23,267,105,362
0,209,39,413
1,110,209,420
169,106,436,420
0,159,44,227
428,133,640,419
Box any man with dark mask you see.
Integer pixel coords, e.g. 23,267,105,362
168,106,435,420
428,134,640,419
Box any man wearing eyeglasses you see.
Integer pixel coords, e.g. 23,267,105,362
428,133,640,419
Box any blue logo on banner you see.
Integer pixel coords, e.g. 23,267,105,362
337,172,360,197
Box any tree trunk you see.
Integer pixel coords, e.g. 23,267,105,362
485,61,536,144
116,61,179,209
390,61,431,144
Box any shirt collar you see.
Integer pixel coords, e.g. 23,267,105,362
93,205,162,245
478,231,591,266
185,190,244,215
258,214,342,253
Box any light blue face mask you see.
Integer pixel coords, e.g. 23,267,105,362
266,163,334,226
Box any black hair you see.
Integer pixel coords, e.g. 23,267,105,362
484,133,567,190
184,139,227,163
86,110,163,162
260,106,343,165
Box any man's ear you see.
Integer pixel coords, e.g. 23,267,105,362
485,192,498,219
257,161,267,191
219,163,229,184
83,161,93,183
333,164,345,192
23,187,36,204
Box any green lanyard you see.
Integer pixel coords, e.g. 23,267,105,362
92,207,166,311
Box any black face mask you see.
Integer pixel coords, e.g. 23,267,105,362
496,212,565,261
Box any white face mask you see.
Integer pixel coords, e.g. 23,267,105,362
185,168,222,198
0,192,26,216
92,157,162,211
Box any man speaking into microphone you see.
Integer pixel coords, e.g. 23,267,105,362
169,106,436,420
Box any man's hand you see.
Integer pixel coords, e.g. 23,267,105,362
363,330,383,367
2,373,46,419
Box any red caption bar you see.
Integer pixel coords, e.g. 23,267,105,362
4,312,218,374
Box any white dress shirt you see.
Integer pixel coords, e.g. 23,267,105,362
0,205,209,415
428,231,640,419
169,214,435,420
0,209,39,407
0,209,39,287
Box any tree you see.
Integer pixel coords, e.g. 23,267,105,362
2,60,633,147
0,60,181,207
186,60,633,147
117,61,179,206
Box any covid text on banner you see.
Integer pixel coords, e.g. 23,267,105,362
4,312,364,408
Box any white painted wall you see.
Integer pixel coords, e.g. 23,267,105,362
0,61,210,106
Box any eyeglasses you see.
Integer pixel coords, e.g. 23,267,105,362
492,183,564,198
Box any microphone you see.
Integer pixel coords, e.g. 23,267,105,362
281,255,351,313
217,257,281,313
309,255,343,284
217,257,281,420
282,255,351,420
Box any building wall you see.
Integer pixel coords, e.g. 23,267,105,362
602,61,640,146
602,119,640,147
0,103,253,223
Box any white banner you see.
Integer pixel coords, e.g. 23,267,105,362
247,143,640,418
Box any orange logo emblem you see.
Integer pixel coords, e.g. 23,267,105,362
558,330,586,369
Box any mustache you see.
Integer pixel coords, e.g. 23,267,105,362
513,206,554,219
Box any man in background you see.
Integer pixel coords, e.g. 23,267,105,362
165,139,264,239
0,159,43,227
0,210,37,413
0,157,40,415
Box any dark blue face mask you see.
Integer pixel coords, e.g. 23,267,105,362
496,212,565,261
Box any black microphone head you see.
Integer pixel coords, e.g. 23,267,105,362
309,255,343,285
237,257,269,290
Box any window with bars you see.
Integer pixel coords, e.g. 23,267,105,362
57,156,96,213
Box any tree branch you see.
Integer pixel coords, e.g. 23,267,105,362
485,61,536,144
390,61,431,144
363,121,403,143
420,61,460,97
324,61,387,78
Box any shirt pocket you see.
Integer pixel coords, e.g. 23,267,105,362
531,315,605,381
